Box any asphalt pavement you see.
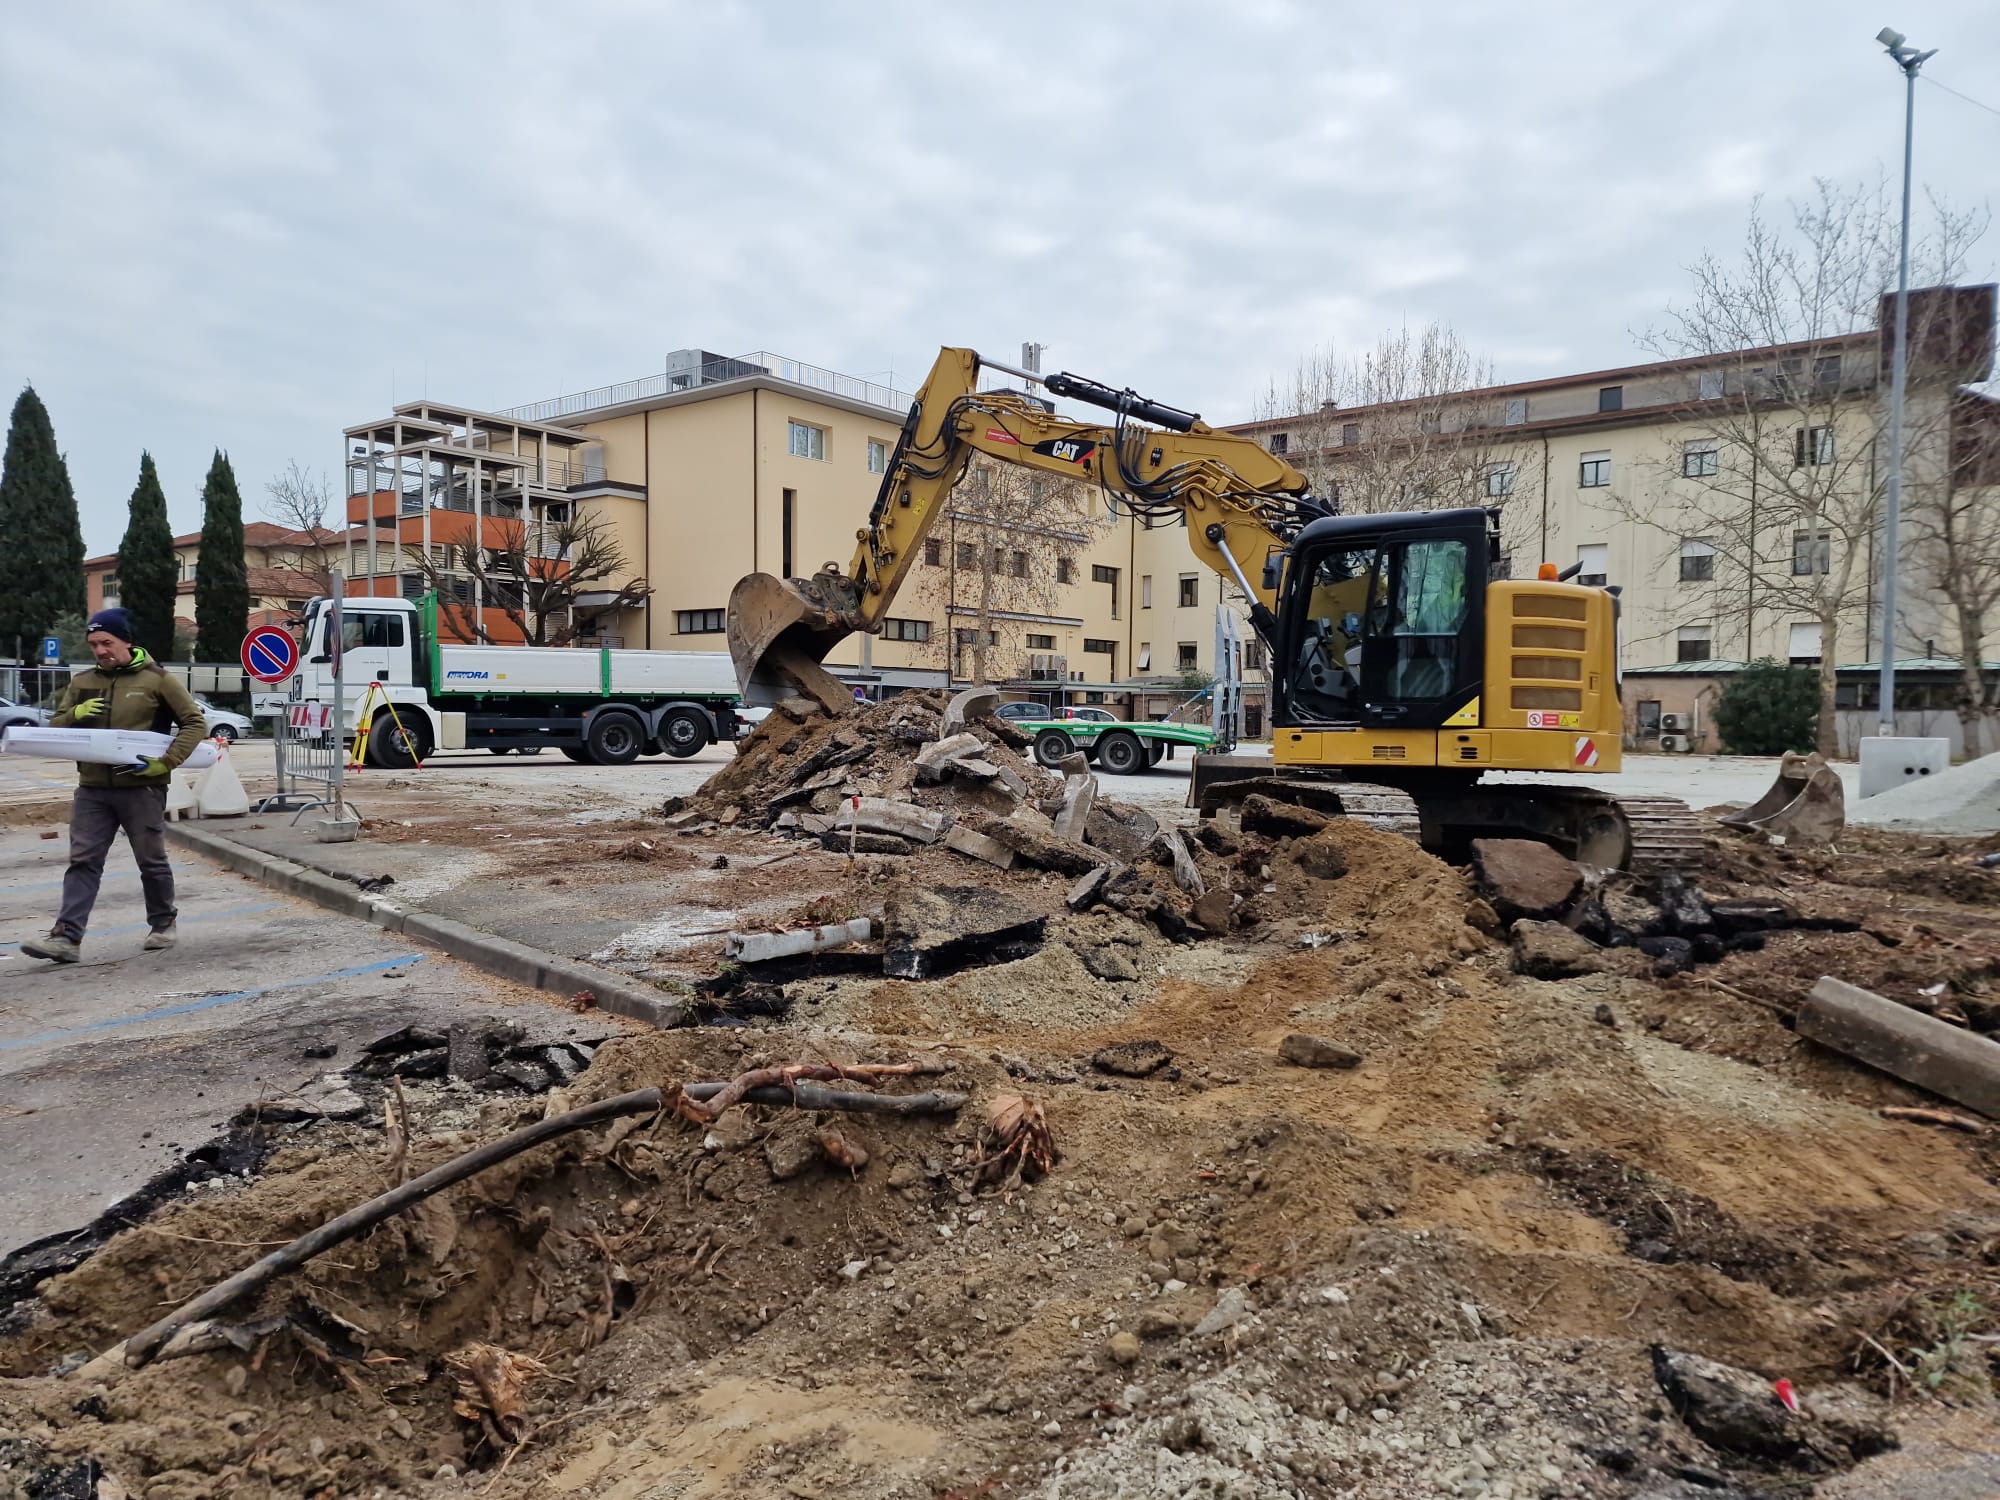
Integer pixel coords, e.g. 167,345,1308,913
0,818,581,1260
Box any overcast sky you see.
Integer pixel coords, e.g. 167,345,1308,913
3,1,1995,555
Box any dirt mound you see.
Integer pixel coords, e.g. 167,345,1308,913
6,790,2000,1496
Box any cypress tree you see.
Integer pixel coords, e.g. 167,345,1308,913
118,453,179,658
193,450,249,661
0,387,87,654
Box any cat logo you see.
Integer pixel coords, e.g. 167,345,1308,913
1032,437,1097,466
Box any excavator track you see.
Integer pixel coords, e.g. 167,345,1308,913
1193,767,1705,875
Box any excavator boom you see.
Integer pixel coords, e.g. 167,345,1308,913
726,346,1325,706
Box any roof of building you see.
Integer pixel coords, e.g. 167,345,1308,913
1627,657,1999,675
84,522,339,569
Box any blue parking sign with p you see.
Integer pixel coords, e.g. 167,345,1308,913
41,636,59,664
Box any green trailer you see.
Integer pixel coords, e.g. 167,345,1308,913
1010,715,1216,774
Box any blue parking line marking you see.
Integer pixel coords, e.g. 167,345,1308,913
0,902,282,953
0,953,426,1052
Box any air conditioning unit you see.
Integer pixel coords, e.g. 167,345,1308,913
1660,712,1692,733
1660,733,1691,753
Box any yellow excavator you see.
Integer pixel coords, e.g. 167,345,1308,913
728,346,1700,870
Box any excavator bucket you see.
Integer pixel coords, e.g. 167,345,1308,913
1718,750,1845,845
726,570,865,715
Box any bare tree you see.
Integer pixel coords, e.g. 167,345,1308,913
903,458,1113,685
401,507,649,647
261,461,342,596
1253,323,1535,562
1624,178,1987,751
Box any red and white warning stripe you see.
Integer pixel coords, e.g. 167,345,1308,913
1573,735,1599,768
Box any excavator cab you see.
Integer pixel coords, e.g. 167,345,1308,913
1273,509,1493,732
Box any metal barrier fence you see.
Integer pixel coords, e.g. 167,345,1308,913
255,700,349,821
253,578,350,823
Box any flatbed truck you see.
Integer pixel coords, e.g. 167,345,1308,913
288,594,744,766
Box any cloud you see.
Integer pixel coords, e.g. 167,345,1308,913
1,0,1992,553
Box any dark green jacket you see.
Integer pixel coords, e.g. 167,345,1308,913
50,649,207,788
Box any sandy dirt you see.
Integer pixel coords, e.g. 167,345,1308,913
3,707,1998,1500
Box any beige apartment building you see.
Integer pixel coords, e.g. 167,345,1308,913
341,352,1141,701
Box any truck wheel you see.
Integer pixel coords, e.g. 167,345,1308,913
560,746,591,763
1096,731,1146,775
584,712,643,766
660,707,711,759
367,714,430,769
1033,729,1077,770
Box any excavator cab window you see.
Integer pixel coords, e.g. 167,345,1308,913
1279,516,1485,729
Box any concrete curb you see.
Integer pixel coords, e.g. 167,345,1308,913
164,823,691,1031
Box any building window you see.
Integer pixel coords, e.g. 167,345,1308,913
1813,355,1842,388
101,573,120,604
867,438,889,474
1178,575,1199,608
1578,452,1611,487
1682,441,1718,478
1177,642,1199,670
1268,433,1289,455
1141,574,1152,609
1136,643,1152,671
882,617,930,642
1576,543,1608,587
923,538,942,567
1792,531,1831,576
400,573,427,599
1244,639,1268,670
1795,425,1834,467
1788,621,1823,665
787,420,827,461
1485,462,1515,498
955,541,977,570
1244,705,1263,737
1057,557,1075,584
676,608,725,634
1679,537,1715,582
1504,396,1528,425
1698,369,1725,401
955,628,998,645
1676,626,1712,662
1025,632,1055,651
1083,638,1116,654
1341,422,1361,447
1598,386,1623,413
1092,563,1119,617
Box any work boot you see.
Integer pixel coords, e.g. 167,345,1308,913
21,932,81,963
143,924,178,951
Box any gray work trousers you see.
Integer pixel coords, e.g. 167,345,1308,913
56,785,176,940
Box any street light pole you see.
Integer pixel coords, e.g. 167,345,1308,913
1875,27,1935,736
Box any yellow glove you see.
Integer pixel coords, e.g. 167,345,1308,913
73,696,106,722
134,757,172,779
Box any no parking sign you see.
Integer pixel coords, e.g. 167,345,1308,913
241,627,298,684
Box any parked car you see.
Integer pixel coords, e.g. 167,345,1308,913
0,694,50,730
735,705,773,740
1062,706,1119,723
993,701,1055,723
192,696,255,742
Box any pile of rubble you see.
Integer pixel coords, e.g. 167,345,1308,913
673,688,1232,938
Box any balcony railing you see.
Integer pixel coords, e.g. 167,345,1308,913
498,352,913,424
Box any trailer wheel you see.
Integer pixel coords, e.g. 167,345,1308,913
1096,730,1146,775
367,713,430,769
1033,729,1077,770
584,712,644,765
659,706,711,759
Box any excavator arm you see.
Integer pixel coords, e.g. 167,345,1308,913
727,346,1330,706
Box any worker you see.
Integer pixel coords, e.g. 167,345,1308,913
19,609,206,964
